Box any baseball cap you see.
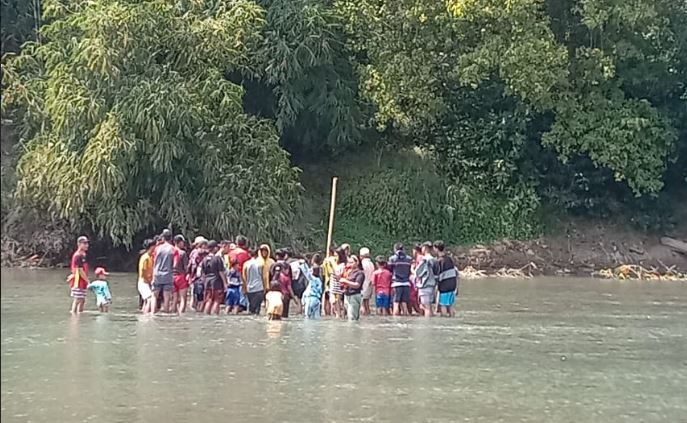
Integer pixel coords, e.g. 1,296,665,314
359,247,370,257
194,236,207,245
160,228,173,240
341,243,351,251
77,236,89,244
174,234,186,244
94,267,109,276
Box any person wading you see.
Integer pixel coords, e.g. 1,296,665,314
68,236,90,314
340,255,365,321
388,243,412,316
359,247,375,316
152,229,175,313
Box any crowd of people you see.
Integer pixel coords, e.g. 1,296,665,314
67,230,460,320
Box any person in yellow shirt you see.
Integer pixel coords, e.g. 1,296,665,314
137,239,155,314
321,246,338,316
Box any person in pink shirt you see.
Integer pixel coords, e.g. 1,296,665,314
371,256,393,315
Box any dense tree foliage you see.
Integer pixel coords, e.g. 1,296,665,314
1,0,685,253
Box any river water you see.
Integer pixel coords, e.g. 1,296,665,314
1,269,686,422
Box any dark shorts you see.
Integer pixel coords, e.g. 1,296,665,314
393,286,410,303
153,282,173,293
225,286,241,307
282,294,291,318
247,291,264,315
193,281,205,303
292,283,306,300
204,288,224,304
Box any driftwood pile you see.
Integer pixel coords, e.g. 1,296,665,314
594,264,686,281
460,262,539,279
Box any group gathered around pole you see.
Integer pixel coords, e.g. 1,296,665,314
67,230,459,320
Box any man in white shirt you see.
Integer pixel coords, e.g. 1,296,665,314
359,247,375,315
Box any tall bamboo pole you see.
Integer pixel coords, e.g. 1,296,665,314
325,177,338,253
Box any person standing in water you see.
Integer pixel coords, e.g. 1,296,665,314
359,247,375,316
434,240,458,317
68,236,90,314
152,229,175,313
172,235,190,313
201,240,228,315
243,245,271,315
340,255,365,321
138,239,155,313
415,242,438,317
388,243,412,316
88,267,112,313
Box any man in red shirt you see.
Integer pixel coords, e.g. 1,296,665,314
68,236,90,313
228,235,251,275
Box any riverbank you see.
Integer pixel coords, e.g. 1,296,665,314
453,220,686,279
3,220,685,279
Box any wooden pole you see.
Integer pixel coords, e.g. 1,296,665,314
326,177,338,254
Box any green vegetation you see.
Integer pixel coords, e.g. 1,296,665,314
1,0,685,259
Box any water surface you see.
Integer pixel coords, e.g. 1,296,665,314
2,269,686,422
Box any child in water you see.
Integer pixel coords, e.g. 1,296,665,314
372,256,392,315
265,281,284,320
88,267,112,312
225,260,243,315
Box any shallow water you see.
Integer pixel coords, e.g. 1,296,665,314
1,269,686,422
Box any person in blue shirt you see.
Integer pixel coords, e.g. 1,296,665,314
300,261,323,319
88,267,112,312
225,260,244,314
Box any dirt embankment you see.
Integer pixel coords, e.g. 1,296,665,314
453,221,686,277
4,220,686,278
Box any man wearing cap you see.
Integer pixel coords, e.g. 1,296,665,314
359,247,375,315
415,242,438,317
152,229,175,313
68,236,90,313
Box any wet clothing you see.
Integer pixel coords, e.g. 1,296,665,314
88,279,112,306
439,291,456,306
345,293,362,321
247,291,264,314
202,253,226,291
393,285,410,303
225,286,242,307
266,291,283,317
375,293,391,309
388,250,412,287
153,243,175,287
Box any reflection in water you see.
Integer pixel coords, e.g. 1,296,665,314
266,320,283,339
2,269,687,423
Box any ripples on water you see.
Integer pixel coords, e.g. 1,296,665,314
1,269,686,422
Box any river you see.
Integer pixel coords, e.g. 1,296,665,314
1,269,686,422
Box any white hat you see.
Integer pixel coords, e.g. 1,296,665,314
359,247,370,257
193,236,208,245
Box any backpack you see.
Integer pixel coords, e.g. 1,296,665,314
415,257,437,289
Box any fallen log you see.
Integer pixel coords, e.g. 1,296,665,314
660,237,687,253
